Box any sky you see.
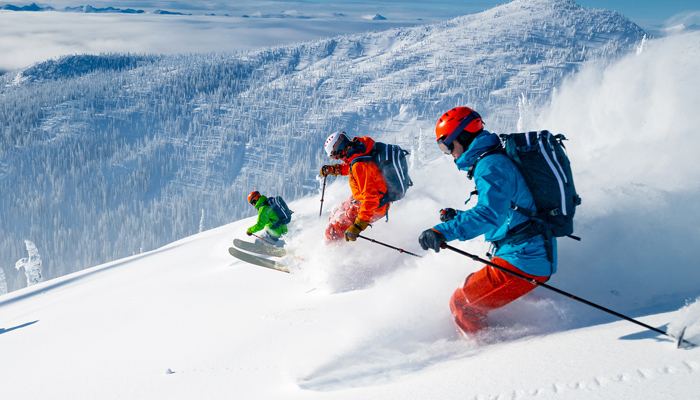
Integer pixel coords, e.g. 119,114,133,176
1,0,699,73
576,0,700,23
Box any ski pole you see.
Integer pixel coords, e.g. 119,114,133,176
319,175,327,218
359,235,421,257
441,243,696,348
249,232,269,243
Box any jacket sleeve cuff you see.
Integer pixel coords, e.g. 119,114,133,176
433,222,460,242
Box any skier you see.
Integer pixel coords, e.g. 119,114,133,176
246,191,288,247
418,107,556,341
320,131,389,242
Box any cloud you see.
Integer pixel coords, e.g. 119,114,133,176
664,10,700,32
534,32,700,306
0,7,427,72
0,0,508,72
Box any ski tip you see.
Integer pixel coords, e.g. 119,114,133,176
228,247,291,274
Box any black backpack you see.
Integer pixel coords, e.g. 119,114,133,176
350,142,413,208
266,196,293,229
470,131,581,261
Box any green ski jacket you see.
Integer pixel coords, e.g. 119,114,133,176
247,195,288,237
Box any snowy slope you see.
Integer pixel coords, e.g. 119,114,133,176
0,0,645,291
0,161,698,399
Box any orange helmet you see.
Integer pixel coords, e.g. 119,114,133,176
435,107,483,153
247,191,261,206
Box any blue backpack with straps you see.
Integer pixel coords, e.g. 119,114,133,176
266,196,293,229
350,142,413,208
469,131,581,260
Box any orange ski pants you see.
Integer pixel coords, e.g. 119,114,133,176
325,196,387,241
450,257,549,339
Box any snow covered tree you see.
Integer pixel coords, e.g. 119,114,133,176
15,240,43,287
0,267,7,295
199,209,205,233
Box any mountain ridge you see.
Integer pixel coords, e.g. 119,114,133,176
0,2,183,14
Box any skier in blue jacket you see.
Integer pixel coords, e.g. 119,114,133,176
418,107,556,341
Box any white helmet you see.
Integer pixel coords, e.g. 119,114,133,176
324,131,350,159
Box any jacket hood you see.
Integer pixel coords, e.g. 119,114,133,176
345,136,375,163
454,130,500,172
254,195,268,210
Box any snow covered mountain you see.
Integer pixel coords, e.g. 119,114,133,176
0,0,646,292
0,0,699,396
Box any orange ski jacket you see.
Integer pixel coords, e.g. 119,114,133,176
339,136,389,222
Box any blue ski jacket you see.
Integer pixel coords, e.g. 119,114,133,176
433,130,557,277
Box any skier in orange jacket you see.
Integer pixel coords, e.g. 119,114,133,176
320,131,389,242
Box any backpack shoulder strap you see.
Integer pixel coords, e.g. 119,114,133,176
466,146,506,180
349,152,375,169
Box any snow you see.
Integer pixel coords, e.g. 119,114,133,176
1,1,699,398
0,173,698,398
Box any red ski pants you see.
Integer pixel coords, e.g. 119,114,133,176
450,257,549,339
325,196,387,241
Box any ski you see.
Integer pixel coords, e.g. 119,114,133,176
228,247,290,273
233,239,287,257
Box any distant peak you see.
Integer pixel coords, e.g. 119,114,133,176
363,14,387,21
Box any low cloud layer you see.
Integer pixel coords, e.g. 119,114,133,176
0,11,420,72
1,0,492,73
2,1,694,73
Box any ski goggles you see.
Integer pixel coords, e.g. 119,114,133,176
330,133,351,160
437,136,455,155
436,113,480,155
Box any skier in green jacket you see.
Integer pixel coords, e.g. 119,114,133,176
246,191,288,247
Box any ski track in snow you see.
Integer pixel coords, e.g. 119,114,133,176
295,325,700,397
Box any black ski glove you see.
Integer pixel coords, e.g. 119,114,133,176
418,228,447,252
440,208,457,222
